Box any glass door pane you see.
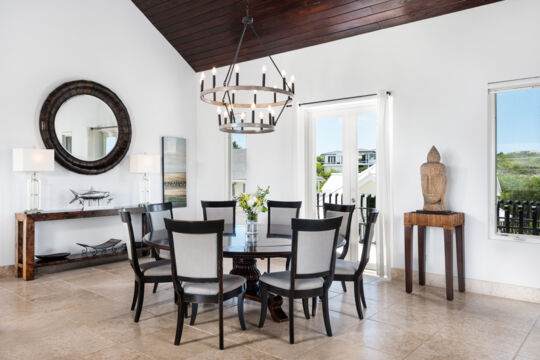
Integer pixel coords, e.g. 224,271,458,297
315,117,343,219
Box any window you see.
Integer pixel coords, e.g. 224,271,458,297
230,133,246,197
490,79,540,240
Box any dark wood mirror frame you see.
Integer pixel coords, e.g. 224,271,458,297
39,80,131,175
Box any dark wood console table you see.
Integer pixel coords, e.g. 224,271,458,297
15,206,147,280
404,211,465,300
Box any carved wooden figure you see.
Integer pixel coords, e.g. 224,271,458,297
421,146,447,211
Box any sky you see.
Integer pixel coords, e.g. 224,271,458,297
316,114,377,155
497,87,540,153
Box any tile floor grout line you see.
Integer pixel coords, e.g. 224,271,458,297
512,314,538,359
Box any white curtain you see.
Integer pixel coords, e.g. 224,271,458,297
375,91,393,279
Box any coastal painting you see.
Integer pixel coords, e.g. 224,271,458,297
162,137,187,208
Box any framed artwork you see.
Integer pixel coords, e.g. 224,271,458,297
162,136,187,208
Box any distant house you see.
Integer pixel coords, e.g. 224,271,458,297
358,148,376,167
319,149,376,172
320,151,343,172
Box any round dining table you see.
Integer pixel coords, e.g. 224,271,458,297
143,224,345,322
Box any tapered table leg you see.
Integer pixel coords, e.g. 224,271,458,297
404,226,413,293
443,229,453,301
418,226,426,286
455,225,465,292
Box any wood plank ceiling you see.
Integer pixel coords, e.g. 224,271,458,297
132,0,502,72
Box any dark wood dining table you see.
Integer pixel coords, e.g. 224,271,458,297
143,224,345,322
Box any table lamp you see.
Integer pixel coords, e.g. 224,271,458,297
129,154,160,204
13,148,55,213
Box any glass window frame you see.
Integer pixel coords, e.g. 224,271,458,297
488,77,540,243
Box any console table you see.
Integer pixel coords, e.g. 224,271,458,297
404,211,465,300
15,206,147,280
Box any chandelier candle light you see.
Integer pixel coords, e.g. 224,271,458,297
199,0,295,134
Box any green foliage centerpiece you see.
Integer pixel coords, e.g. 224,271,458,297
236,186,269,234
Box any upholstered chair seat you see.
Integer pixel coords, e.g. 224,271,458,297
141,260,173,276
183,275,246,296
259,271,324,290
334,260,359,275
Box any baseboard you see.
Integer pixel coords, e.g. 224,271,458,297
0,265,14,278
391,267,540,303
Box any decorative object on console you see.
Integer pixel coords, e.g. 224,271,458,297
162,137,187,208
76,239,122,256
35,252,71,262
40,80,131,175
12,148,55,213
69,187,113,209
129,154,160,204
236,185,270,235
421,146,448,212
198,0,295,134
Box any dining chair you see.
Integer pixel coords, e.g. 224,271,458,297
201,200,236,234
120,210,172,323
266,200,302,272
145,202,173,293
258,216,342,344
165,218,246,349
323,203,355,292
333,209,378,319
313,209,379,319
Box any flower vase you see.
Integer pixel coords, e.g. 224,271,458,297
246,216,258,235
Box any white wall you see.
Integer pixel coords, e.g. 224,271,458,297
196,0,540,289
0,0,197,265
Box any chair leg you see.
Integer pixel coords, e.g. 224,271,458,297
341,281,347,292
131,280,138,311
302,298,310,319
174,301,185,345
238,290,246,330
322,291,332,337
289,295,295,344
219,298,224,350
285,256,290,270
134,281,145,322
311,296,317,317
267,258,271,273
258,287,268,328
190,303,198,325
184,302,189,318
359,278,367,309
353,280,364,319
153,282,158,293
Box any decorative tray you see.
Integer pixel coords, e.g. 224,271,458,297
36,252,71,262
76,239,122,256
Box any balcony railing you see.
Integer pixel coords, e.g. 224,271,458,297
316,192,376,241
497,200,539,235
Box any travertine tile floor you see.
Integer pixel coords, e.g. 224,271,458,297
1,258,539,360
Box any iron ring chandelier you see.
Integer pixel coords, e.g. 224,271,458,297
198,0,295,134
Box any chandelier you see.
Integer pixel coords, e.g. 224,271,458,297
199,1,295,134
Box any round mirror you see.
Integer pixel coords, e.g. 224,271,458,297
54,95,119,161
40,81,131,174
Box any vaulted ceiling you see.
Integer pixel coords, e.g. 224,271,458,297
133,0,502,72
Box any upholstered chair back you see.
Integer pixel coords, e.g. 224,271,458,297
291,217,342,277
267,201,302,236
324,203,355,258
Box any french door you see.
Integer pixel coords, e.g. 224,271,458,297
305,98,378,265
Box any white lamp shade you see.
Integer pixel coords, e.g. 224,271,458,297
129,154,160,174
13,148,55,172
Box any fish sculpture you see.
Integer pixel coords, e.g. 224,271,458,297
69,187,113,209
